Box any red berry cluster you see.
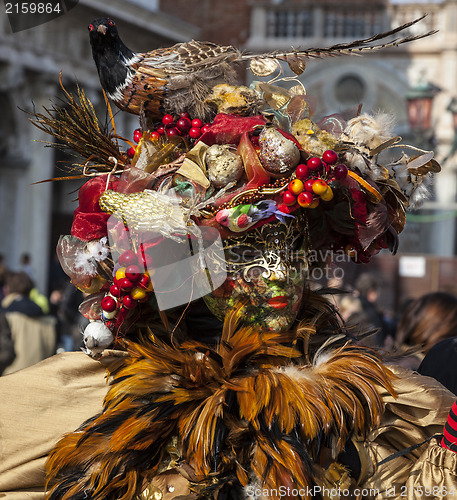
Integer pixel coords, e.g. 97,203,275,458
127,114,212,158
282,150,348,208
101,249,154,329
154,113,211,140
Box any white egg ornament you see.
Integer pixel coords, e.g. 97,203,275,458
258,127,300,176
82,321,114,356
205,144,244,188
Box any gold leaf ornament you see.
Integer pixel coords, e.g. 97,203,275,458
289,84,307,96
407,153,441,175
249,58,279,76
285,54,306,75
258,83,291,110
177,158,210,188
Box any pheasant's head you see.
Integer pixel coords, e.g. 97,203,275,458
88,18,122,51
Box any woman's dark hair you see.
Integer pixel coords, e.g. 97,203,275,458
5,271,35,296
396,292,457,352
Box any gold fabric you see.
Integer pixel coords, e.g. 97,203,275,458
405,437,457,499
0,352,109,499
359,365,457,499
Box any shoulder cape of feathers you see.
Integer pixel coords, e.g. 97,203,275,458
46,297,397,500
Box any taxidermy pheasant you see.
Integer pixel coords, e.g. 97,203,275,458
89,16,434,122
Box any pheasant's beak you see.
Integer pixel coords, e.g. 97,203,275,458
97,24,107,35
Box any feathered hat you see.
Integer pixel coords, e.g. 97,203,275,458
32,69,440,352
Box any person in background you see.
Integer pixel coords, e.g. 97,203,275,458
29,287,50,315
1,272,43,318
354,273,396,347
0,312,15,375
20,253,36,282
50,280,87,352
418,337,457,395
0,254,8,303
395,292,457,371
1,272,56,374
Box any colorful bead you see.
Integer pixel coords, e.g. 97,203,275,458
131,287,147,301
322,150,338,165
101,296,117,313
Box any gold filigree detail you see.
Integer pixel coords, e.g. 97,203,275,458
223,220,308,280
136,484,163,500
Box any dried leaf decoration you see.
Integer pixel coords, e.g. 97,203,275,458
249,57,279,77
285,54,306,75
287,95,311,124
29,73,127,176
378,178,409,205
258,83,291,110
369,136,402,156
407,153,441,175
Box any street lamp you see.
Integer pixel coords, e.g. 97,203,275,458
444,97,457,162
400,79,440,254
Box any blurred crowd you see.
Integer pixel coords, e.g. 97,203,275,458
0,253,87,376
328,271,457,395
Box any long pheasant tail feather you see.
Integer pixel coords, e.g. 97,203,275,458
310,14,434,54
243,15,435,63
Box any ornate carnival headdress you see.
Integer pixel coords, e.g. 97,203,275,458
31,65,440,354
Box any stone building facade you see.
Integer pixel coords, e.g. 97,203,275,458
0,1,198,292
163,0,457,256
1,0,456,294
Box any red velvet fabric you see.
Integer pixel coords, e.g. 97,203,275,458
199,113,266,145
71,175,119,241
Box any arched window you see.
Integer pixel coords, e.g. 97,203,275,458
334,75,366,106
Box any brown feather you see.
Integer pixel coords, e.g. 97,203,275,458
29,74,127,175
46,294,396,499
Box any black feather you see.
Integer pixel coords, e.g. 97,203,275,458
89,18,135,95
